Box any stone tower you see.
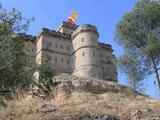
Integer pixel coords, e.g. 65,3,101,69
72,24,102,79
35,21,117,82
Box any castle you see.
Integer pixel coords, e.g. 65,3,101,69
25,21,118,82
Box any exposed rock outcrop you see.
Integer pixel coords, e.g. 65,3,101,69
0,73,160,120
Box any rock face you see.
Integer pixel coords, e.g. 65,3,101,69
0,73,160,120
36,104,56,113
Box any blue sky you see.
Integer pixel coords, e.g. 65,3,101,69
0,0,158,98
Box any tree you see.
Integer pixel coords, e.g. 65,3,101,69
0,3,35,92
36,61,58,98
115,0,160,93
118,52,147,91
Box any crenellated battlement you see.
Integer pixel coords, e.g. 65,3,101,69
72,24,99,38
37,28,71,40
17,33,36,42
57,21,79,32
98,42,113,51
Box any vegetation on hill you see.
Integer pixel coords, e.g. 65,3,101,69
115,0,160,93
0,2,35,91
0,74,160,120
0,3,55,107
0,3,36,108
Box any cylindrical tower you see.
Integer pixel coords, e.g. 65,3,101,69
71,24,102,78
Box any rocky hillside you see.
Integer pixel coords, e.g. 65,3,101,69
0,73,160,120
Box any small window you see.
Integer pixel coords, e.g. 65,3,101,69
47,55,51,61
82,38,84,42
61,58,63,63
66,46,69,50
93,51,95,56
82,52,85,56
101,54,103,58
102,67,104,70
108,59,112,64
48,56,51,61
61,45,63,49
55,43,58,48
32,48,34,52
49,42,52,47
67,60,69,64
55,57,57,62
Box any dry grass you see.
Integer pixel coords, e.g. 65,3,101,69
0,92,160,120
0,74,160,120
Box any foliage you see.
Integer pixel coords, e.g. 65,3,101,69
0,3,35,93
36,62,58,98
118,52,147,90
122,87,136,95
115,0,160,91
0,97,7,108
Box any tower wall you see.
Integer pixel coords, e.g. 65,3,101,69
98,43,118,82
71,25,102,78
36,28,72,75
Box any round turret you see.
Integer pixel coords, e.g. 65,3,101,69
71,24,102,78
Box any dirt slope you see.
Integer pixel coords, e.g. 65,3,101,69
0,73,160,120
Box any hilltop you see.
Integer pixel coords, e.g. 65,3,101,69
0,73,160,120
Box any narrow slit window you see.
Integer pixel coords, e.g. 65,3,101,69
93,51,95,56
61,45,63,49
67,60,69,64
49,42,52,47
82,38,84,42
55,57,57,62
82,52,85,57
61,58,63,63
55,43,58,48
47,55,51,61
101,54,103,58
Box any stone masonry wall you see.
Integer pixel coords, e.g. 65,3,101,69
35,22,118,81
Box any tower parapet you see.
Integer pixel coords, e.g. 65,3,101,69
98,42,113,51
72,24,99,38
37,28,71,40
